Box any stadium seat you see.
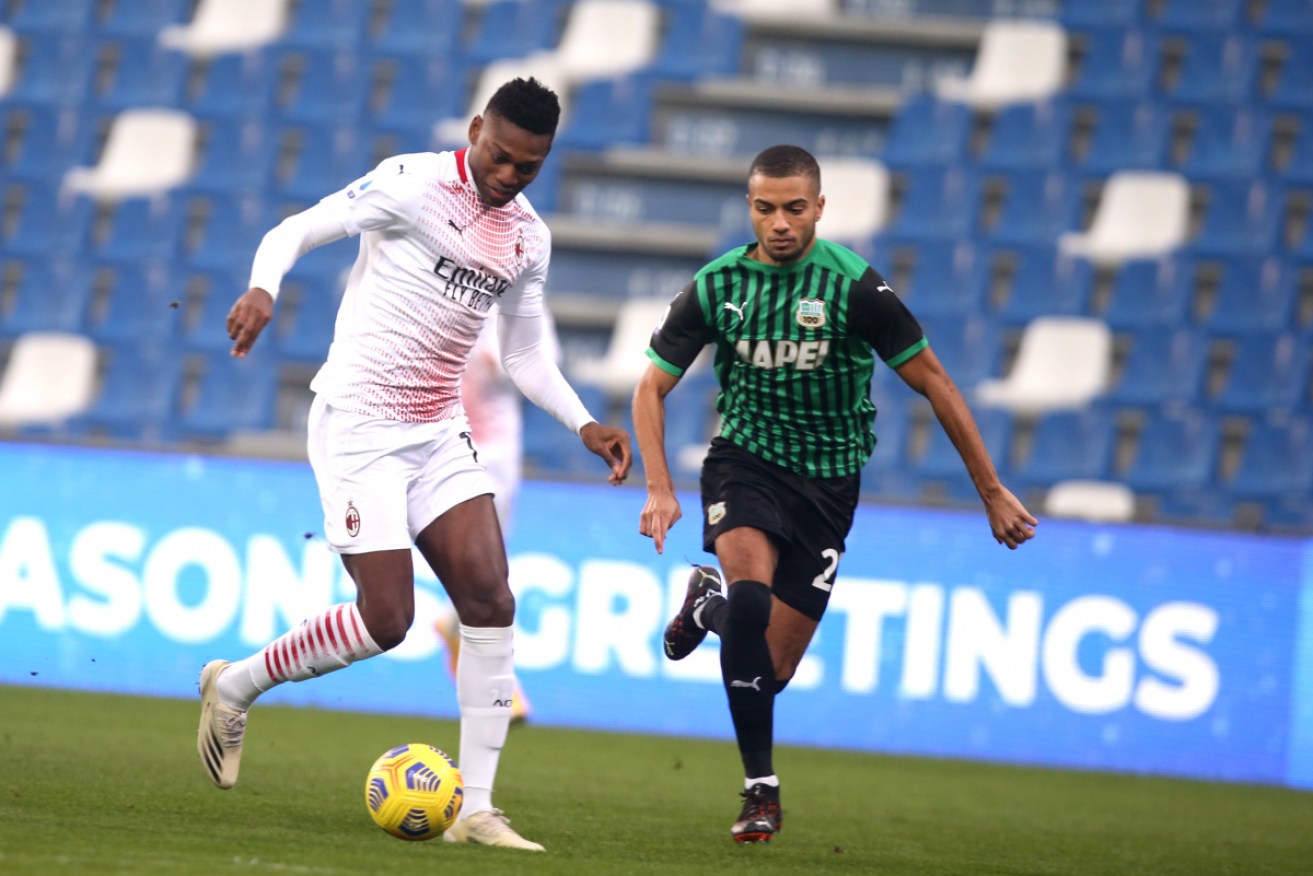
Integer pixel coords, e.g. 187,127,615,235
1156,0,1249,32
1226,416,1313,503
8,0,97,33
1177,106,1273,183
648,4,742,81
976,100,1073,173
176,351,279,440
433,53,568,148
1268,49,1313,113
63,109,197,201
276,123,372,202
899,240,989,320
1210,331,1310,415
860,386,919,501
994,246,1094,326
976,316,1112,414
0,258,93,340
1276,115,1313,188
187,118,279,194
187,192,278,272
2,182,94,258
524,382,609,477
369,0,463,58
1104,326,1209,408
1163,34,1260,107
276,284,343,365
1,105,94,182
4,31,96,108
1121,407,1220,494
67,341,186,441
1256,0,1313,38
919,314,1002,388
914,405,1013,495
1057,171,1190,266
881,166,984,244
1059,0,1146,29
1043,479,1135,523
1202,256,1298,336
1071,100,1171,176
100,0,193,38
720,0,837,20
92,195,189,265
467,0,568,64
878,96,972,171
1187,179,1285,259
817,157,890,245
279,0,370,51
554,72,656,150
571,297,672,398
0,331,98,427
0,27,14,99
159,0,289,56
936,20,1067,110
556,0,660,84
278,49,371,127
985,168,1085,248
85,263,183,347
1066,29,1160,102
186,51,279,120
182,273,247,354
94,38,189,111
1101,257,1195,331
370,56,469,140
1012,407,1116,487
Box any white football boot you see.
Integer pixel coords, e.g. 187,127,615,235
196,659,247,789
443,809,545,851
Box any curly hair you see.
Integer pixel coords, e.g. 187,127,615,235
484,77,561,137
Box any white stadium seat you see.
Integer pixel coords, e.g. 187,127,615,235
571,297,677,398
64,109,197,201
159,0,288,56
433,52,569,148
557,0,660,84
1058,171,1191,267
819,157,890,243
936,20,1067,110
713,0,838,21
0,332,98,427
0,27,16,98
1044,479,1136,523
976,316,1112,415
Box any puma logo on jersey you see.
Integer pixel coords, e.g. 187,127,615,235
447,219,464,236
876,283,894,294
735,339,831,371
723,301,746,321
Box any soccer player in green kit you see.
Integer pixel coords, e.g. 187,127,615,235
632,145,1037,844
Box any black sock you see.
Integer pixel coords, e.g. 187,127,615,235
719,579,775,780
700,595,728,635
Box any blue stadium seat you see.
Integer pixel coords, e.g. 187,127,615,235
1156,0,1249,32
1226,416,1313,503
1121,406,1220,493
861,388,920,502
4,32,96,108
878,96,972,171
276,285,342,365
556,74,657,151
995,246,1094,326
99,0,192,38
899,240,989,320
1256,0,1313,38
1071,100,1170,176
0,105,94,182
920,315,1003,388
370,55,470,139
881,166,984,244
276,124,373,202
279,50,371,127
1013,407,1116,488
1066,29,1160,102
187,118,279,195
914,406,1012,498
182,272,245,354
1188,179,1285,259
94,38,189,111
986,168,1085,248
2,183,94,258
279,0,371,51
1278,115,1313,187
1101,257,1195,330
524,383,609,477
92,196,189,265
66,341,186,441
1104,326,1209,408
186,193,278,272
176,352,280,441
369,0,463,58
85,263,183,347
1177,106,1273,182
1267,49,1313,113
1202,256,1299,335
9,0,96,33
1164,34,1260,107
1060,0,1147,29
0,257,92,339
186,51,279,121
976,100,1072,172
1210,331,1310,415
467,0,567,64
648,4,743,81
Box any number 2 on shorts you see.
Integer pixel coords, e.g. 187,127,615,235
810,548,840,592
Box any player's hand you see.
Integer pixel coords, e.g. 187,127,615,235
639,489,682,555
984,486,1038,549
579,422,632,485
227,287,274,357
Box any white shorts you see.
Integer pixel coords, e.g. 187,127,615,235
306,395,495,554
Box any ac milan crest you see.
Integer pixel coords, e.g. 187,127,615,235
514,229,525,265
345,501,361,537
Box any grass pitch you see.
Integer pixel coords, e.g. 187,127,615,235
1,685,1310,875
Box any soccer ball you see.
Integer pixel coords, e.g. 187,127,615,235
364,743,464,841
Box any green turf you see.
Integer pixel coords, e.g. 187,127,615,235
1,685,1310,875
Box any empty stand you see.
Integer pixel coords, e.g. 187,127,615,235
994,245,1094,325
68,341,185,441
977,316,1112,414
0,331,98,427
1100,257,1194,330
1012,407,1116,487
1058,171,1190,266
936,19,1067,110
899,240,990,320
1210,331,1311,415
1104,326,1209,409
0,258,93,339
570,297,672,398
556,0,660,84
878,96,972,170
1043,480,1136,523
64,109,197,201
159,0,290,56
1121,407,1220,494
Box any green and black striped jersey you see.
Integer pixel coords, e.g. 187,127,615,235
647,238,926,479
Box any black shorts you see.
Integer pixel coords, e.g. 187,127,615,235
699,437,860,621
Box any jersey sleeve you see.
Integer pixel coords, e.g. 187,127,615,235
319,156,421,235
848,268,927,367
646,280,712,377
497,229,550,319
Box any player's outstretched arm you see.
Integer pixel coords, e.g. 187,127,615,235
633,364,683,554
895,346,1037,549
579,421,632,485
227,287,274,357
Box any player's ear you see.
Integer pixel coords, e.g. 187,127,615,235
816,193,825,220
467,114,484,145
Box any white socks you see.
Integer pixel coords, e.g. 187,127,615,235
746,775,780,789
455,624,516,817
217,603,383,711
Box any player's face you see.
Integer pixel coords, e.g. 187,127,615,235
467,113,553,208
746,173,825,266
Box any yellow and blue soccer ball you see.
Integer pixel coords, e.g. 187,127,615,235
364,743,464,841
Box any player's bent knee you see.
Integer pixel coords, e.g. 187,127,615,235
362,609,413,652
725,580,772,635
455,587,516,628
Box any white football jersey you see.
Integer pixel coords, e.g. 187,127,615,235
310,148,551,422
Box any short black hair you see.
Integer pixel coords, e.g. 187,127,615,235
749,145,821,186
484,77,561,137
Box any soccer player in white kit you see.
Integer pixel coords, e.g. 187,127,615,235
195,78,631,852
